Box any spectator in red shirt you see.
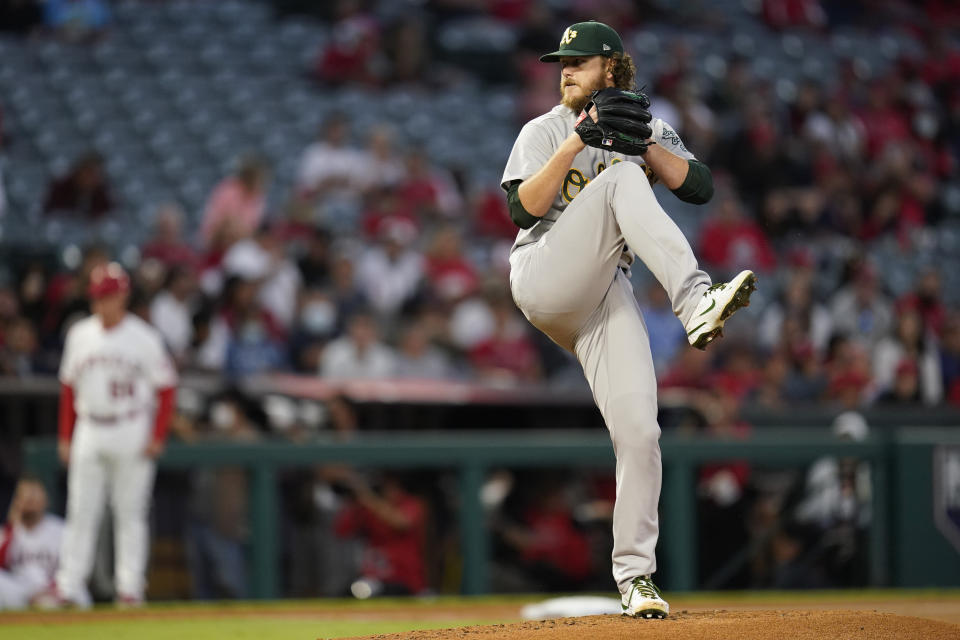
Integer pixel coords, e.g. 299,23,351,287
468,291,541,383
856,81,912,159
824,336,873,409
896,269,945,337
658,347,713,394
424,225,479,305
697,195,776,275
313,0,380,87
761,0,826,29
472,187,517,239
332,469,427,596
396,149,462,221
709,347,762,402
360,188,419,240
497,481,592,591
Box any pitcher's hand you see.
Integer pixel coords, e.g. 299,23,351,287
143,439,165,459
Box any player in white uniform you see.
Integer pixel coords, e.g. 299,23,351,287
502,22,757,618
53,262,177,607
0,477,66,609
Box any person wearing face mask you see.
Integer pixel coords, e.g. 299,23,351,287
225,314,288,378
290,289,341,373
301,298,338,337
0,477,73,609
200,276,287,377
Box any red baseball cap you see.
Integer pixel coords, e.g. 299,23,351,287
88,262,130,300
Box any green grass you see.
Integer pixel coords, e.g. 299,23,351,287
0,618,504,640
1,590,957,640
0,596,528,640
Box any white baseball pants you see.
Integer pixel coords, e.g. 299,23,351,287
0,567,45,610
509,161,710,597
56,421,156,602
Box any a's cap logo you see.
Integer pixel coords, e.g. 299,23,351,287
561,27,578,46
602,43,611,51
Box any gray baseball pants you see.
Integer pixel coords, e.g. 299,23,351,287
508,161,710,596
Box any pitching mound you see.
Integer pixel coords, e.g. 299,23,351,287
346,610,960,640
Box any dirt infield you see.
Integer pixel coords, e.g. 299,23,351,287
2,592,959,639
343,610,960,640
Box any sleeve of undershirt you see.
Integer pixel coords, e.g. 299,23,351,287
671,159,714,205
58,383,77,442
505,180,540,229
0,523,13,569
146,330,178,442
152,387,176,443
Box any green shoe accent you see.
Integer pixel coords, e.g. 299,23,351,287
622,575,668,619
686,321,706,336
696,299,716,316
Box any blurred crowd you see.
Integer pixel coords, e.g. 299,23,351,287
1,0,958,414
0,139,540,385
0,0,959,599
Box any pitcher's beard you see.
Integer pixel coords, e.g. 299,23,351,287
561,80,601,113
562,92,591,113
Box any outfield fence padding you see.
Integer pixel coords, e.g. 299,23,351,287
23,428,960,597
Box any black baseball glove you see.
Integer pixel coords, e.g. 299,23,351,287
574,88,654,156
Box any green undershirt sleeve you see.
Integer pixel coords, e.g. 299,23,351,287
505,180,540,229
670,159,714,205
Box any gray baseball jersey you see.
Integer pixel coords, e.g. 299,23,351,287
502,106,696,266
502,104,710,597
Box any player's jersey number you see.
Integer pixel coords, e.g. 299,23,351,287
110,380,135,399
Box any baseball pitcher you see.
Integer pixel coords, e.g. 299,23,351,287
502,21,757,618
0,477,66,609
53,262,177,607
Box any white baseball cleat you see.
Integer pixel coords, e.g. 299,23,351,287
115,593,145,609
621,575,669,619
685,270,758,350
31,587,91,611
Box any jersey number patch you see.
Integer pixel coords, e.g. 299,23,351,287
110,380,135,399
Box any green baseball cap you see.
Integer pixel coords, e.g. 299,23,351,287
539,21,624,62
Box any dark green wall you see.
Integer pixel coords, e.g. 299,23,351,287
894,429,960,586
